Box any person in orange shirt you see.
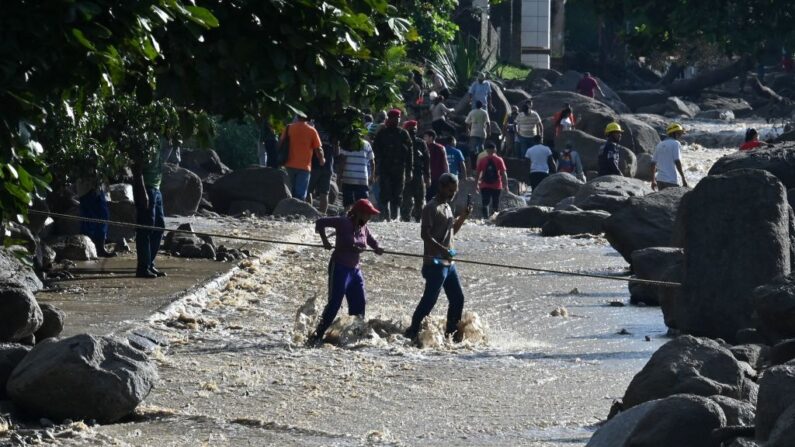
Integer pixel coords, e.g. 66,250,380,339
553,104,576,137
281,116,324,200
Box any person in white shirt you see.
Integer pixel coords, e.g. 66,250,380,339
651,123,689,190
515,101,543,156
339,139,376,210
524,136,557,189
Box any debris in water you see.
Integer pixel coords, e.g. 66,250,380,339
644,335,651,342
569,288,580,295
292,295,321,344
617,328,631,335
550,307,569,317
609,301,625,307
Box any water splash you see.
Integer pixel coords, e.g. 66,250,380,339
292,295,321,344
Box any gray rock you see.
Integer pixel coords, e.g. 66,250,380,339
766,401,795,446
200,243,216,260
603,187,687,264
554,130,637,177
108,184,134,203
632,114,669,133
49,235,97,261
532,91,620,142
696,109,736,121
541,210,610,236
163,223,203,255
0,343,30,399
635,153,654,181
495,206,552,228
756,364,795,441
769,339,795,366
161,163,203,217
670,169,791,342
34,303,64,341
451,179,525,218
503,88,532,105
528,173,584,207
729,344,767,370
180,149,231,180
623,336,753,409
573,175,652,214
753,274,795,340
629,247,684,306
616,89,669,112
272,198,323,219
698,96,753,118
0,284,43,343
6,334,158,423
553,196,576,211
549,70,631,114
709,145,795,189
624,394,726,447
618,114,661,154
586,399,659,447
666,96,700,118
0,248,43,293
208,167,291,214
709,395,756,426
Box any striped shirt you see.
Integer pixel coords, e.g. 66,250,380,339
340,141,374,186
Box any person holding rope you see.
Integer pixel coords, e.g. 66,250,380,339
309,199,385,346
405,173,474,343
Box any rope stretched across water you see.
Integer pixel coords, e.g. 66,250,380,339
28,210,682,288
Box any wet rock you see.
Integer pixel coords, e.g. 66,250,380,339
572,175,652,214
495,206,552,228
554,130,637,178
0,344,30,399
0,284,43,343
161,164,203,217
768,339,795,366
528,173,584,207
532,91,619,142
451,178,525,218
541,210,610,237
603,188,687,264
616,89,669,112
729,344,767,370
766,401,795,446
709,145,795,189
709,395,756,426
622,336,753,409
0,248,43,293
696,109,736,121
180,149,231,179
755,364,795,441
200,243,216,260
34,303,64,341
272,198,322,219
617,114,661,155
635,153,654,181
126,328,170,353
698,95,753,118
753,273,795,340
587,399,658,447
629,247,684,306
48,235,96,261
6,334,158,423
163,223,204,257
671,169,791,342
553,196,577,211
208,167,290,214
666,96,700,118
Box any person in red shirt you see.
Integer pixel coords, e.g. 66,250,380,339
740,128,772,151
423,130,450,201
553,104,576,137
576,72,604,98
475,142,508,218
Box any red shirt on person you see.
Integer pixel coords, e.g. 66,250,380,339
740,140,763,151
476,153,507,190
427,142,449,182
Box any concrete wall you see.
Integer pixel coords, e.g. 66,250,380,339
521,0,551,68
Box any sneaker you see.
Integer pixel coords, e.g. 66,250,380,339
149,267,167,277
135,270,157,279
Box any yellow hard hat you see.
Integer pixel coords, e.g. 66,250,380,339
666,123,684,135
604,122,623,135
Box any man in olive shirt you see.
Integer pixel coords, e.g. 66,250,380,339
405,173,474,342
134,145,171,278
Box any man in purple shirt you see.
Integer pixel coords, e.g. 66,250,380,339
576,72,605,98
423,130,450,202
310,199,384,346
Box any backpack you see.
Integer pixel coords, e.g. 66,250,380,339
558,151,575,173
483,157,499,183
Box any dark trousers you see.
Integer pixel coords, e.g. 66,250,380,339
657,181,679,190
480,188,501,217
315,261,367,338
379,173,405,220
79,190,109,242
407,263,465,337
529,172,549,190
135,188,165,273
342,184,369,208
426,181,439,202
432,119,456,137
401,176,425,222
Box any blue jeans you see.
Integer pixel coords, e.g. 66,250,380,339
286,168,311,200
408,263,465,337
516,135,534,158
135,188,164,273
315,261,367,338
469,136,485,164
79,189,109,242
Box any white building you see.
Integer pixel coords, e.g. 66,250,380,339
520,0,551,69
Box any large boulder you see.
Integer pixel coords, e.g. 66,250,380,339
451,179,526,218
622,336,754,409
616,89,669,112
756,364,795,441
208,167,291,214
49,235,97,261
541,210,610,236
34,303,65,341
766,401,795,447
753,273,795,340
635,153,654,181
528,173,584,207
632,114,669,134
503,88,532,106
586,399,659,447
617,114,661,155
179,148,231,179
666,96,700,118
698,95,754,119
495,206,552,228
670,169,791,341
161,163,203,216
6,334,158,423
0,344,30,399
0,248,43,293
0,284,43,343
603,187,687,263
629,247,684,306
709,145,795,189
272,198,323,219
572,175,652,213
549,70,631,114
709,395,756,426
531,91,619,142
554,130,637,177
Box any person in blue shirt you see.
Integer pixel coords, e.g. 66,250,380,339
444,137,467,179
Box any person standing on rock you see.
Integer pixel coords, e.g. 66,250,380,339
576,72,604,99
338,137,376,212
310,199,384,346
133,145,172,278
465,101,491,166
405,173,473,342
372,109,413,221
598,122,624,177
281,115,325,201
423,130,450,202
476,142,508,218
430,95,457,137
515,101,544,156
650,123,689,190
467,72,493,111
401,121,431,222
557,142,585,181
525,136,557,189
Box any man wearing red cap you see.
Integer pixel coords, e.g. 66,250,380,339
372,109,413,221
401,120,431,222
310,199,385,345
